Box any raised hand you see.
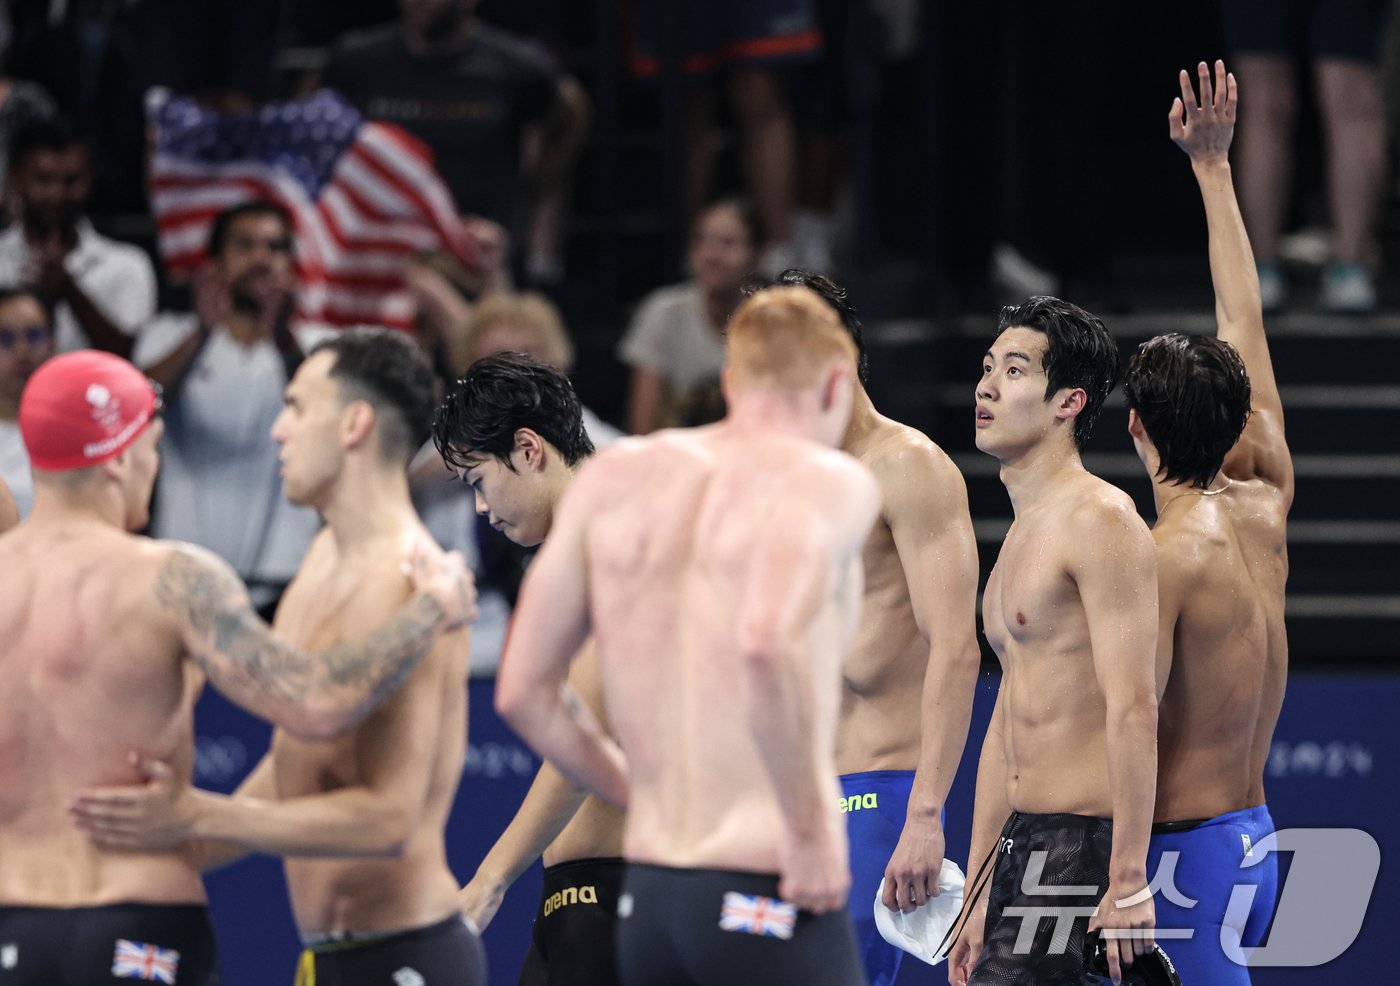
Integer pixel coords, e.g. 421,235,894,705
1170,59,1236,164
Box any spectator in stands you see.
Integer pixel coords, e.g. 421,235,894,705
0,285,52,519
140,200,324,616
618,197,760,434
626,1,823,272
450,291,622,446
0,30,57,225
1224,0,1392,313
315,0,592,286
0,117,155,358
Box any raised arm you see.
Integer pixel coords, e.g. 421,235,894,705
1172,59,1293,499
155,541,474,740
878,440,981,913
740,471,879,913
460,641,606,930
1073,497,1160,982
495,469,628,809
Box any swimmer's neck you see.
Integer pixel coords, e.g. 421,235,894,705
317,460,418,556
26,481,127,530
724,391,829,443
1149,474,1231,521
996,439,1086,514
539,453,589,539
839,386,881,451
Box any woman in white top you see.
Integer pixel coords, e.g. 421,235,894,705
618,198,761,433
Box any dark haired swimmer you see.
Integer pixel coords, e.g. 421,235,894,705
756,270,981,986
436,352,626,986
953,296,1159,986
68,332,486,985
1125,61,1293,985
0,349,473,985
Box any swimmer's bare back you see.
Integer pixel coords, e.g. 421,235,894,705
562,426,878,875
0,521,472,907
1155,61,1293,822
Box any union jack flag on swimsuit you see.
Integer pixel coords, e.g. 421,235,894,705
719,891,798,940
111,938,181,983
146,87,478,333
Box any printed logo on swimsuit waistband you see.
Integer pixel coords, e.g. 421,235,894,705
543,885,598,916
839,793,878,813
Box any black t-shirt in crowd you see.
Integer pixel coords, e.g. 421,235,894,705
322,21,561,226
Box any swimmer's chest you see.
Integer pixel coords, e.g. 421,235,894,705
982,520,1079,655
267,564,383,793
273,554,379,651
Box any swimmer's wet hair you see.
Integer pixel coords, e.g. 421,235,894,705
433,352,595,472
746,269,869,385
311,327,437,467
997,295,1121,451
1124,333,1251,489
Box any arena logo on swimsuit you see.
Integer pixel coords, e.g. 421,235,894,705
838,793,878,813
543,886,598,916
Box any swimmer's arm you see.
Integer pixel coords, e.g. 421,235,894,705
1174,63,1293,498
1074,501,1158,950
155,542,470,741
463,643,602,929
950,687,1009,982
72,753,276,865
190,627,460,857
964,686,1011,886
181,754,279,871
497,478,628,808
624,366,666,434
1150,537,1187,702
883,447,981,899
741,511,856,913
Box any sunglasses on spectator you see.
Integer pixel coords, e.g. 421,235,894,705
0,326,50,349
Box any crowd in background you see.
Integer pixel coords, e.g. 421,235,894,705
1,0,1397,672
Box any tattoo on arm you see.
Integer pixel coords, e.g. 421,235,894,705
155,550,445,732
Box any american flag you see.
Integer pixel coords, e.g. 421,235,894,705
111,938,181,984
719,891,798,940
147,87,478,332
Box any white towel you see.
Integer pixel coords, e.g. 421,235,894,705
873,859,967,965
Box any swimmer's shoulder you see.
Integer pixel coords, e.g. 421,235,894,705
857,417,964,502
1063,474,1152,547
572,428,714,494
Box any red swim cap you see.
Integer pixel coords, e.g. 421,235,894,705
19,350,160,472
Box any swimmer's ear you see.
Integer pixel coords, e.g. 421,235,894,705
513,428,546,471
1127,407,1146,439
818,360,850,412
340,399,376,450
1053,386,1087,423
